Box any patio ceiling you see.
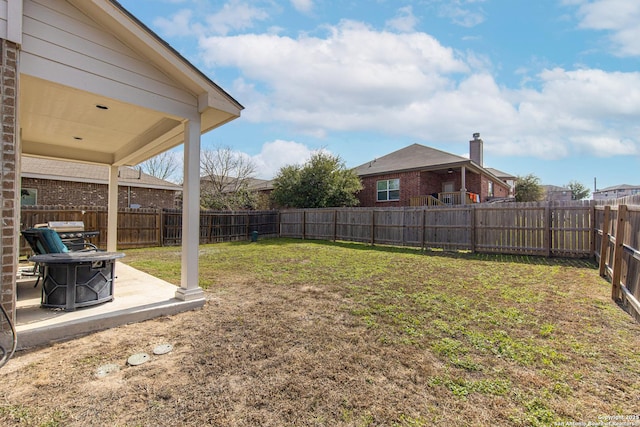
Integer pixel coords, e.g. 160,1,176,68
18,0,243,168
20,75,186,166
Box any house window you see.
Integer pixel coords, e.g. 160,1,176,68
377,179,400,202
21,188,37,206
488,181,494,197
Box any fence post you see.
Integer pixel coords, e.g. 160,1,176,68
470,205,476,253
370,209,375,246
611,204,627,301
598,206,611,277
156,209,162,247
589,201,596,256
421,208,426,251
302,210,306,240
333,210,337,242
543,203,551,257
245,213,250,241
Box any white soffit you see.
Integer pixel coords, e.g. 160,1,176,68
19,0,242,166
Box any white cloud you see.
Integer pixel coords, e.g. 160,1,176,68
432,0,487,28
196,18,640,162
572,0,640,56
154,9,199,37
152,1,270,38
290,0,314,14
385,6,418,33
250,140,318,178
199,20,468,127
205,0,269,36
491,68,640,159
535,68,640,118
164,141,315,180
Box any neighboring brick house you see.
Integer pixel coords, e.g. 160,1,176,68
247,178,275,210
485,168,517,197
542,185,572,202
353,134,513,207
21,157,180,209
593,184,640,201
199,175,274,210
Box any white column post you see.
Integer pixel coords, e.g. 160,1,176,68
107,165,119,251
175,117,205,301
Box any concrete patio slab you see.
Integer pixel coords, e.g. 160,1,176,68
15,262,204,350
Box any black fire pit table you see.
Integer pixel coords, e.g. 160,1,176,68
29,251,125,311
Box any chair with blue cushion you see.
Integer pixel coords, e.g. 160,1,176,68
21,228,99,287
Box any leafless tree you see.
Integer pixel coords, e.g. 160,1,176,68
200,146,258,210
135,151,182,183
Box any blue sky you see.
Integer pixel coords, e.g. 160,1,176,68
119,0,640,192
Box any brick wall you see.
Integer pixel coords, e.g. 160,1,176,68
466,172,481,195
544,190,572,202
481,175,510,201
420,171,445,196
358,171,422,207
1,39,18,331
357,169,512,207
21,178,178,209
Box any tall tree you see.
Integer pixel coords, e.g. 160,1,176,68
566,180,590,200
271,152,362,208
515,174,544,202
136,151,181,183
200,146,258,210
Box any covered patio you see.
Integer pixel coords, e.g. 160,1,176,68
1,0,243,353
15,262,197,350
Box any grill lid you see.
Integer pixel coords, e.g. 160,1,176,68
47,221,85,232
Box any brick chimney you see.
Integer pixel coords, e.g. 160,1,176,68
470,132,483,167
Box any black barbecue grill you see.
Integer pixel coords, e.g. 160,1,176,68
35,221,99,250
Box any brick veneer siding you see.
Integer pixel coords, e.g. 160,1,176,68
357,169,511,207
481,175,510,201
420,171,447,196
465,172,481,195
358,171,422,207
1,39,18,333
21,178,179,209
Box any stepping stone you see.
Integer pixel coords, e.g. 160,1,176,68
96,363,120,378
153,343,173,355
127,353,150,366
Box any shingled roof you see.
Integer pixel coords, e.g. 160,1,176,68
596,184,640,192
353,143,473,177
485,167,516,180
352,143,514,187
21,157,180,191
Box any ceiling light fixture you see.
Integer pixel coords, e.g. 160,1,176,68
95,104,109,110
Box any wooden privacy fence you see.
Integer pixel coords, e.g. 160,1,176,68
20,207,166,253
594,195,640,322
20,199,640,320
19,207,279,256
283,199,640,320
162,209,279,245
280,201,594,257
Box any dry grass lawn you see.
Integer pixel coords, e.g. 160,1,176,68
1,239,639,426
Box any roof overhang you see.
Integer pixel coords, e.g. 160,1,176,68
19,0,243,167
21,171,182,191
356,160,511,187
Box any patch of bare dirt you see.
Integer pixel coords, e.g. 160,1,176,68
0,280,441,426
0,272,638,426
